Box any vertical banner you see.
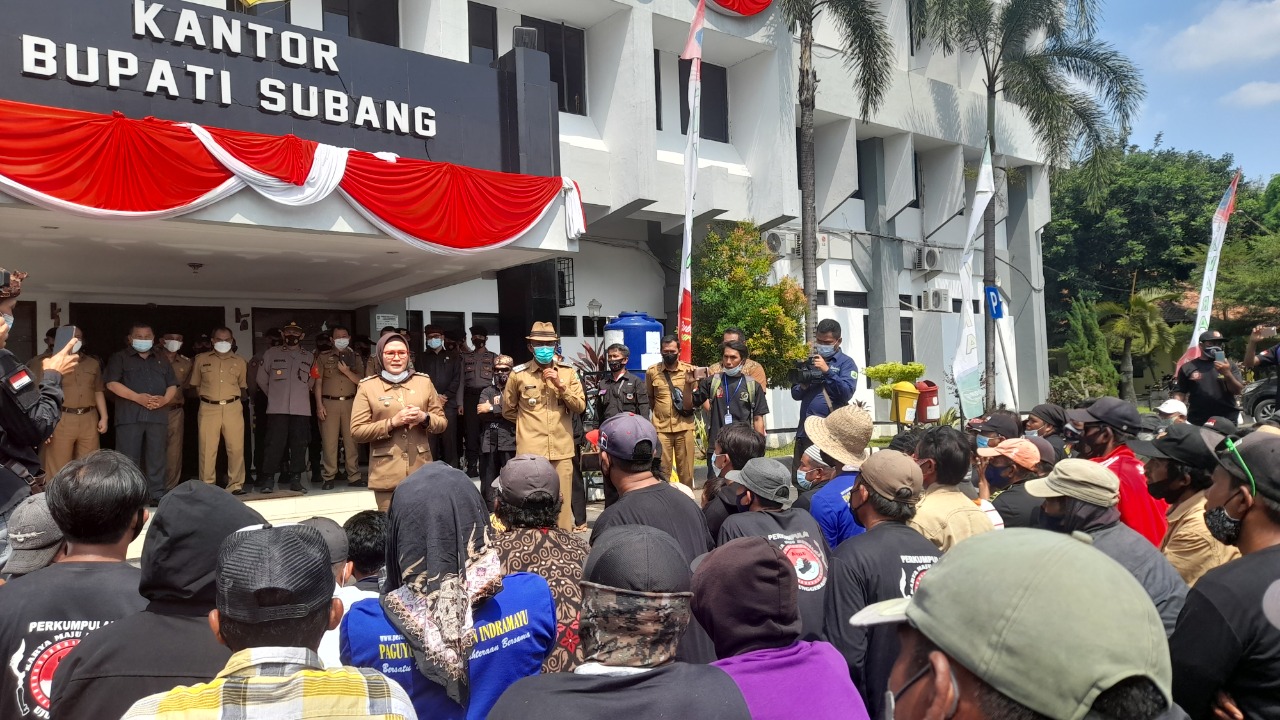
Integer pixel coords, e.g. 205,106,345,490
1188,172,1240,349
677,0,705,362
953,141,993,418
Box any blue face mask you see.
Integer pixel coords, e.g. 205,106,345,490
975,435,992,449
814,343,837,359
131,338,153,353
984,464,1013,490
427,337,443,350
724,365,742,378
796,470,813,491
533,346,556,365
1024,429,1040,439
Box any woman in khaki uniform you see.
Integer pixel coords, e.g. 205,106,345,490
351,332,446,510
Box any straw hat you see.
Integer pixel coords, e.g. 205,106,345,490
804,405,873,468
526,321,559,342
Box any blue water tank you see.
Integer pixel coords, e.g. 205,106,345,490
603,312,665,372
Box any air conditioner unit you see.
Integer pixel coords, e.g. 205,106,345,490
920,287,951,312
764,230,796,257
911,246,943,272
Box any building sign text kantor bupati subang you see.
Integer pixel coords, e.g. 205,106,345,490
21,0,436,138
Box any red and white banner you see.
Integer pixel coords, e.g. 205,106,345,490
677,0,705,363
0,98,586,255
707,0,773,16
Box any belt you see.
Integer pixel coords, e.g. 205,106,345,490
61,406,95,415
323,394,354,401
201,397,241,405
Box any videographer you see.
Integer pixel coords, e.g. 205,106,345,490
1173,328,1242,426
790,319,859,471
0,269,78,566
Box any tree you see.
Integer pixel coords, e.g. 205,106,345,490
692,220,809,385
780,0,893,340
1063,298,1118,396
1096,289,1177,403
916,0,1144,406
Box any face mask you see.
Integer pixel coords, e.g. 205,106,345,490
1146,479,1178,503
472,337,485,349
533,346,556,365
984,464,1012,490
975,435,992,449
608,360,626,372
1205,504,1243,545
796,470,813,491
131,338,153,353
1203,345,1224,358
661,352,679,365
163,340,182,353
495,372,510,386
0,313,13,331
724,365,742,377
71,340,83,354
382,369,411,384
814,343,837,358
333,338,350,350
427,337,443,350
284,336,301,346
1024,429,1040,439
213,341,233,354
734,490,752,513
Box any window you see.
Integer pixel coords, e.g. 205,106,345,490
906,0,916,57
323,0,399,47
952,298,962,313
834,291,869,309
654,50,663,131
973,299,981,314
470,312,499,336
899,294,915,310
430,312,466,340
521,16,587,115
863,314,871,369
908,152,922,209
679,60,729,143
468,2,498,65
584,317,608,337
814,291,829,306
233,0,289,22
901,317,915,363
556,258,575,309
559,315,579,338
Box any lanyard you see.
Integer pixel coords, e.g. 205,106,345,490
723,374,746,421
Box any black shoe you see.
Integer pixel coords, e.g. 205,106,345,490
466,465,479,478
231,488,248,496
348,479,368,488
289,482,308,494
322,480,334,490
259,486,273,494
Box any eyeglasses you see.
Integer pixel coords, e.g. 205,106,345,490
383,350,410,358
1224,437,1258,497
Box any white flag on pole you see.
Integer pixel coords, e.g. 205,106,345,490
953,141,994,418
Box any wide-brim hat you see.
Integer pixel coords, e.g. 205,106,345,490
805,405,873,468
527,321,559,342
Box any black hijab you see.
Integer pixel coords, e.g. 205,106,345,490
1029,403,1069,434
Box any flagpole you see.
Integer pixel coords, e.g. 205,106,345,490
676,0,705,363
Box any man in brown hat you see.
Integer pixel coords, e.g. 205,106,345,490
502,322,585,530
254,321,314,493
803,405,873,548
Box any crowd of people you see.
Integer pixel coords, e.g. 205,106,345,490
5,259,1280,720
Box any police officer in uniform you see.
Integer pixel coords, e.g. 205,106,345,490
158,331,193,490
0,270,75,565
461,325,497,477
417,325,463,468
502,322,586,530
190,327,249,494
312,325,364,490
351,331,447,511
42,327,107,478
255,322,314,493
248,327,282,485
596,343,649,422
476,354,515,506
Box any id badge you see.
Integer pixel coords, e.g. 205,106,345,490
724,412,733,425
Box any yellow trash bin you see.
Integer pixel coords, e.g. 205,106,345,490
891,381,920,423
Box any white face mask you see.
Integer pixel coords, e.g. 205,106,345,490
213,341,233,354
333,338,350,350
163,340,183,353
382,369,411,384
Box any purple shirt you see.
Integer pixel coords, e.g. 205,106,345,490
712,641,868,720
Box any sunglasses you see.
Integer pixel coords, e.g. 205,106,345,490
1222,437,1258,497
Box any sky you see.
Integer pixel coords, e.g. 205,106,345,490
1097,0,1280,181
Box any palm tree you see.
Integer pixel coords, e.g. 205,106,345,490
913,0,1144,405
1097,289,1178,403
780,0,894,340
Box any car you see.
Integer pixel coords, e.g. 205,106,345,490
1242,375,1278,424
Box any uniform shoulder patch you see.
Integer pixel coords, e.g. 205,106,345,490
558,360,576,368
359,375,377,383
414,371,431,378
513,363,528,372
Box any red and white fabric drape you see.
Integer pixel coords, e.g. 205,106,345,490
0,98,586,254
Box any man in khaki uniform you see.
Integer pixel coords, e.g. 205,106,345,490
501,322,586,530
159,331,193,490
312,325,363,490
351,331,447,511
645,334,697,487
42,327,107,477
190,327,249,494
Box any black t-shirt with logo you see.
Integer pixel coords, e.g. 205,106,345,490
0,562,145,719
718,508,830,641
1174,356,1242,424
822,522,940,720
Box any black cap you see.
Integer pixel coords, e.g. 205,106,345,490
1203,416,1239,436
584,526,691,593
975,414,1020,439
216,525,334,624
468,326,488,336
1199,329,1226,344
1067,397,1142,435
1216,433,1280,503
1127,423,1223,471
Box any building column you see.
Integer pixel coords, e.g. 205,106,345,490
1006,164,1050,407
